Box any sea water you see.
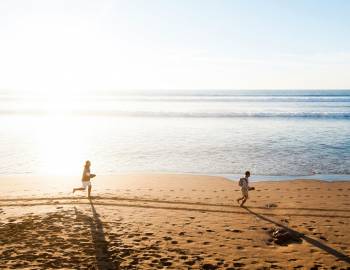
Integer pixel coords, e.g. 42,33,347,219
0,90,349,180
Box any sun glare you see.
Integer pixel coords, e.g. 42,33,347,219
35,115,87,176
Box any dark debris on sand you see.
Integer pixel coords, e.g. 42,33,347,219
267,227,303,246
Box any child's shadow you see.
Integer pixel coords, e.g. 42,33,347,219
244,207,350,264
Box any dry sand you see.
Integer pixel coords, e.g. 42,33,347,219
0,174,349,269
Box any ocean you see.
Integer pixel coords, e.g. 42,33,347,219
0,89,349,181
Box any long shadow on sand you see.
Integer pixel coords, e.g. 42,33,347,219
244,207,350,264
88,198,119,270
74,201,119,269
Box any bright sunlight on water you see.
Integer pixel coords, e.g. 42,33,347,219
0,90,350,179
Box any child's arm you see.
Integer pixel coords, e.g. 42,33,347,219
247,179,255,190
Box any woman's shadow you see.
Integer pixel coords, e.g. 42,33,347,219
74,199,120,270
89,198,119,269
243,207,350,264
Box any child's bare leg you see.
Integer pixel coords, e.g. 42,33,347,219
88,185,92,197
240,195,248,207
73,187,85,193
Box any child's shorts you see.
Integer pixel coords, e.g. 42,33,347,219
241,187,248,197
82,181,91,189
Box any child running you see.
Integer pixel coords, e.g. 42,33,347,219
73,160,96,198
236,171,253,207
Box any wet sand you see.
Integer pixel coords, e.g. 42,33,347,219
0,174,349,269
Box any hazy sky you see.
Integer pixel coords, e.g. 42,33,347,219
1,0,349,91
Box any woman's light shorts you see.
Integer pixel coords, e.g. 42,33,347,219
82,181,91,189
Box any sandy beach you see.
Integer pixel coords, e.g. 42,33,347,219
0,174,349,269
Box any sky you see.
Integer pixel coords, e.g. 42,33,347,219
0,0,350,92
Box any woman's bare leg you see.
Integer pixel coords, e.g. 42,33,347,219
88,185,92,197
73,187,85,193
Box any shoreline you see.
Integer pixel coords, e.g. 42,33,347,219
0,172,350,182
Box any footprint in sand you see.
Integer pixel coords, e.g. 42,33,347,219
185,260,196,266
233,262,245,267
319,236,327,241
159,258,172,267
